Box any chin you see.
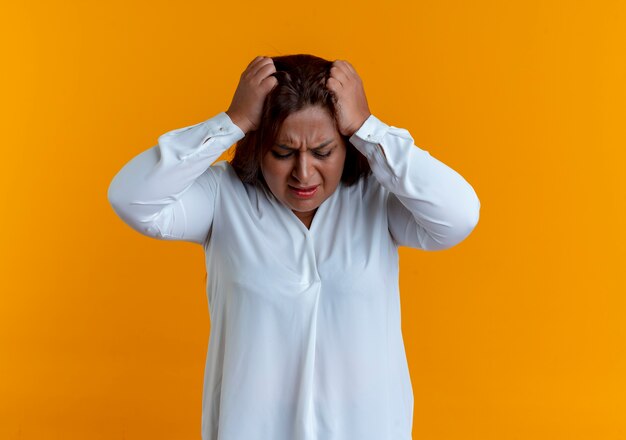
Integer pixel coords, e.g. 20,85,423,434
286,197,321,211
289,201,320,211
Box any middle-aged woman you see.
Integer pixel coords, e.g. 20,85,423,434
107,54,481,440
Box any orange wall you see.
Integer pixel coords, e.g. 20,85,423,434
1,0,625,439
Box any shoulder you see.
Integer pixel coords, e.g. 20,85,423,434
335,172,388,216
207,159,243,180
197,160,234,193
201,160,256,199
347,171,387,202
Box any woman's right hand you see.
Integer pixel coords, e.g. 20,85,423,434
226,56,278,134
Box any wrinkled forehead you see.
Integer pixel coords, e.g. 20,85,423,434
274,105,340,145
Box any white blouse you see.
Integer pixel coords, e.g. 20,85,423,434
107,111,480,440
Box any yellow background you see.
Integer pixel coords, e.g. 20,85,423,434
1,0,625,438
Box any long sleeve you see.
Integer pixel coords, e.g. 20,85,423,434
349,114,481,251
107,112,245,245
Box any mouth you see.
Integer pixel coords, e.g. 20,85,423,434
288,184,319,198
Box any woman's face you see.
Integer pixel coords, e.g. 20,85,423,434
261,105,347,226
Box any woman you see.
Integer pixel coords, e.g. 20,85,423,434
108,54,480,440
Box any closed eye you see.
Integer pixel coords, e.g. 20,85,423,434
271,150,333,159
271,151,292,159
313,151,332,158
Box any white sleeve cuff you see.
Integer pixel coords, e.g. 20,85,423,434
349,114,391,146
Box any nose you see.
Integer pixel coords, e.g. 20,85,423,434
292,152,313,184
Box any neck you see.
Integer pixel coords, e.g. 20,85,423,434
293,208,317,229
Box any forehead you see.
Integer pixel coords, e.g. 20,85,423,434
276,106,339,143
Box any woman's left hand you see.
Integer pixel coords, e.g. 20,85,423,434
326,60,372,137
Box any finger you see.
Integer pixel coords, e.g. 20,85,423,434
254,62,277,84
326,76,343,92
336,61,360,84
260,74,278,92
332,60,353,74
244,56,271,77
332,62,353,81
330,65,350,86
331,60,346,75
342,60,357,74
246,55,266,70
251,58,275,78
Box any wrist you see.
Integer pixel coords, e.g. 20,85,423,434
346,113,372,137
225,110,251,134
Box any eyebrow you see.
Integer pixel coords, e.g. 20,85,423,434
274,139,334,151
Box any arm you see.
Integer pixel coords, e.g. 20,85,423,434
326,60,480,251
108,56,278,245
107,112,245,245
349,115,481,250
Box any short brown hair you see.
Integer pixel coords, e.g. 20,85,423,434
230,54,371,188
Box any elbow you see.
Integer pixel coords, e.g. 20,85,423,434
107,177,171,240
107,180,132,235
107,174,140,231
456,207,480,248
107,174,129,217
425,193,480,251
107,178,122,211
466,192,481,235
450,192,481,249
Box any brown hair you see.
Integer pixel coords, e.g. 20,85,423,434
230,54,371,188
